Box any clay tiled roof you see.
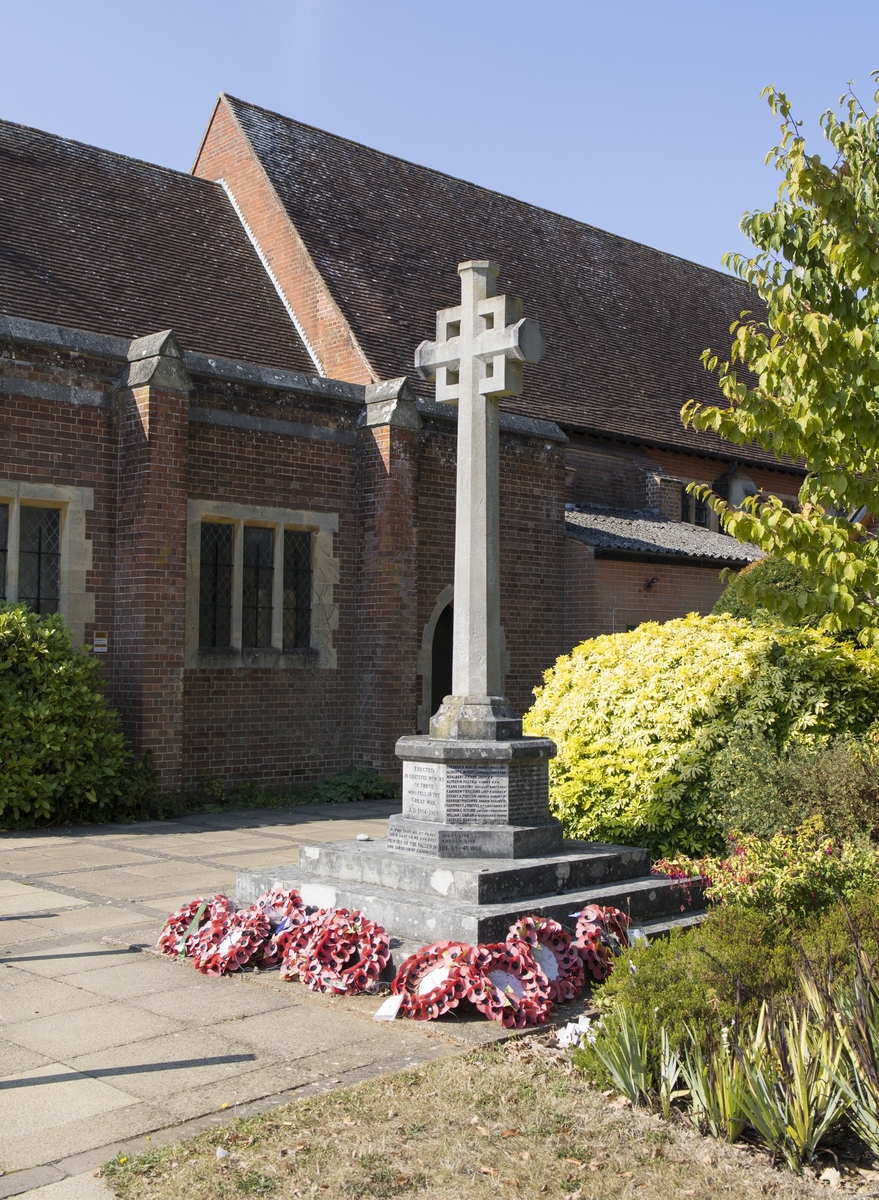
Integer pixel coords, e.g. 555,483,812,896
225,95,778,465
0,118,314,373
565,505,762,565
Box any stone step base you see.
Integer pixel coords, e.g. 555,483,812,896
238,858,703,946
381,908,706,973
387,815,564,858
296,837,652,905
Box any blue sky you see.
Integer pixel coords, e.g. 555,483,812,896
2,0,877,273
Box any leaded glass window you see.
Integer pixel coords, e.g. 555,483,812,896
242,526,274,649
0,505,7,599
19,506,60,614
199,523,233,649
283,530,312,650
681,491,709,528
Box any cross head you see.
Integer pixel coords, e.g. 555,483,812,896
415,260,545,401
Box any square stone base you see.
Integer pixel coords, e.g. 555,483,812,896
392,732,560,858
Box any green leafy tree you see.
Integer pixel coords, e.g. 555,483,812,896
712,557,808,622
683,77,879,642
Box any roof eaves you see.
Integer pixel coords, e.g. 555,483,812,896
591,546,755,569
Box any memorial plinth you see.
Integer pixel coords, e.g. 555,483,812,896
388,735,561,859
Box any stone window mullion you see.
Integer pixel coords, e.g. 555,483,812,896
231,520,244,650
5,498,20,603
271,524,284,650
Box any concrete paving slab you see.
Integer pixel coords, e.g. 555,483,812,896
60,957,207,1002
2,1102,167,1173
0,1036,53,1075
0,1166,66,1200
135,893,228,917
14,1172,113,1199
0,800,457,1185
127,975,299,1021
159,1061,321,1122
4,1001,179,1060
0,917,60,946
201,849,306,870
0,970,107,1022
64,1029,262,1102
21,907,151,939
3,943,146,978
207,1004,398,1061
0,885,86,917
68,869,233,902
0,834,95,851
2,846,152,874
115,858,239,882
129,832,291,856
0,1064,138,1144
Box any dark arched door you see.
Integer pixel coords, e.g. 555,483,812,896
430,604,453,717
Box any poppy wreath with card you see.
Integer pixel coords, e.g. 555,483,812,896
283,908,391,995
391,941,484,1021
574,904,631,982
189,906,271,976
470,941,552,1029
506,914,584,1004
250,887,304,968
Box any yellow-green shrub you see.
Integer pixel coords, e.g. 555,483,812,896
524,614,879,856
0,604,131,824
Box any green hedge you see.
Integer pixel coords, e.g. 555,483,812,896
524,614,879,856
0,605,132,825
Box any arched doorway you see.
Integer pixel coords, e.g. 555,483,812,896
416,585,453,732
430,603,453,718
416,585,510,732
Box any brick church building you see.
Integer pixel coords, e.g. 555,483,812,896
0,94,801,792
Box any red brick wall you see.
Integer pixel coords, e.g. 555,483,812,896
182,382,360,790
499,432,567,714
0,341,118,678
415,419,567,723
354,423,421,770
564,541,727,648
114,383,188,787
565,442,660,509
645,445,801,498
193,99,375,386
0,336,579,793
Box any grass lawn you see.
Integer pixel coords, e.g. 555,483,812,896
101,1036,850,1199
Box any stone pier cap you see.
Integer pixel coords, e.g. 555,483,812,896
395,733,556,762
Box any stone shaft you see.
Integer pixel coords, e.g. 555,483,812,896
453,346,502,697
415,259,545,716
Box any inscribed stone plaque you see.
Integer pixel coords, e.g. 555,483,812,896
445,764,509,824
445,830,493,853
508,762,549,823
388,823,438,854
402,761,443,821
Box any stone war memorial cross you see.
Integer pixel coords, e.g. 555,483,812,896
385,258,563,861
414,259,545,732
271,259,657,945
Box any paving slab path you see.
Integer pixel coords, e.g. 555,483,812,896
0,802,511,1200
